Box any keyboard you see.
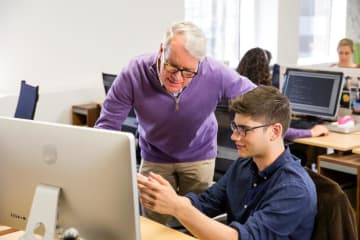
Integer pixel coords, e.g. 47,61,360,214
290,118,322,129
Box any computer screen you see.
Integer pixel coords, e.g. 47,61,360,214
282,68,343,120
0,117,140,240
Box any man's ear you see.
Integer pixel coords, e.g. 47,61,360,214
158,43,164,55
270,123,283,141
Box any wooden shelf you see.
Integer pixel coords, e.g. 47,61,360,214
72,103,100,127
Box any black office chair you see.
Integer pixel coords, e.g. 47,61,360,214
271,63,280,89
14,80,39,120
102,72,117,94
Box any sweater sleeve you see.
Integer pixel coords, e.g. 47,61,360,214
285,128,312,141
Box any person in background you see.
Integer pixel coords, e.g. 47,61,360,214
332,38,360,68
95,21,256,224
236,47,329,140
138,86,317,240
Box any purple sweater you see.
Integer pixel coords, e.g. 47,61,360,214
95,53,256,163
285,128,312,140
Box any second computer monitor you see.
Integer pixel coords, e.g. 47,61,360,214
0,117,140,240
282,68,343,120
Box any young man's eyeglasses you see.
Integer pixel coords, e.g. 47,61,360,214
230,121,272,137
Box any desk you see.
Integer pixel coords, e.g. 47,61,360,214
353,147,360,154
0,216,197,240
140,217,196,240
293,131,360,152
72,100,138,134
291,131,360,166
72,103,100,127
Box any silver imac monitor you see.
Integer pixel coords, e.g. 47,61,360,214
282,68,344,121
0,117,140,240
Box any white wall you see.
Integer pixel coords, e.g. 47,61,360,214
0,0,184,123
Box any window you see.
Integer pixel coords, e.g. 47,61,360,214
184,0,241,66
298,0,347,65
185,0,347,66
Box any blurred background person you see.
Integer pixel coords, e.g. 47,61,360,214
332,38,360,68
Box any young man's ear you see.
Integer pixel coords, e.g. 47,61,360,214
270,123,283,141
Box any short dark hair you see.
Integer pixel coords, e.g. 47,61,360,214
230,86,291,137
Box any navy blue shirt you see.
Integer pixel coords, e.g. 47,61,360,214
186,148,317,240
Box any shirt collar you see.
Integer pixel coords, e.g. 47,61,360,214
250,147,293,179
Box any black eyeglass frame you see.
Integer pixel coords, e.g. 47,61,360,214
230,121,273,137
161,49,200,78
163,61,199,78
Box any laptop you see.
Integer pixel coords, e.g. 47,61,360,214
326,122,360,134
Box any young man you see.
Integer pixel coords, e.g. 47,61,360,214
96,21,255,223
138,86,317,239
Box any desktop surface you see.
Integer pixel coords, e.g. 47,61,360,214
0,217,198,240
292,131,360,151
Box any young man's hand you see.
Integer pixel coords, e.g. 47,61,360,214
137,172,189,216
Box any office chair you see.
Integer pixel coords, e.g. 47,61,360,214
271,63,280,89
306,168,357,240
14,80,39,120
102,72,117,95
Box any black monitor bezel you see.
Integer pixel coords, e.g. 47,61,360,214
282,68,344,121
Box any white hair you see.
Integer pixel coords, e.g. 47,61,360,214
163,21,207,60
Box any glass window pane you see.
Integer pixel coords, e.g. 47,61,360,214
184,0,240,66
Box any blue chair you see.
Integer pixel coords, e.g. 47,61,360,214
14,80,39,120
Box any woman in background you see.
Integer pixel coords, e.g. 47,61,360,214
236,47,329,140
332,38,360,68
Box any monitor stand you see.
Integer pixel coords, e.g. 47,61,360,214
21,184,60,240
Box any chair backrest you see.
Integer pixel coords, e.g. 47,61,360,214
306,168,357,240
102,72,117,95
14,80,39,120
271,63,280,89
102,72,136,118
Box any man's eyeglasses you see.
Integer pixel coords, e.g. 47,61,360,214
230,121,273,137
161,49,199,78
163,61,199,78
